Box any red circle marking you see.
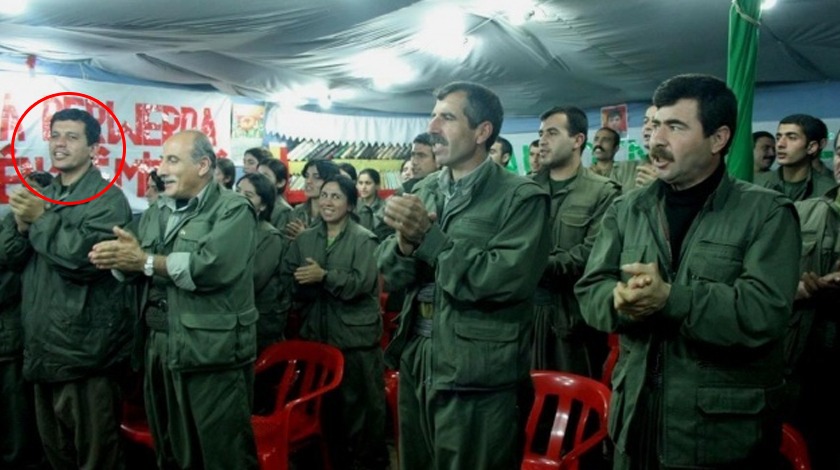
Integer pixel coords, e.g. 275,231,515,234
10,92,126,206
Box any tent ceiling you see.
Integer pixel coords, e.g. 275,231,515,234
2,0,839,116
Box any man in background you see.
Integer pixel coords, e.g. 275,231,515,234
753,130,776,174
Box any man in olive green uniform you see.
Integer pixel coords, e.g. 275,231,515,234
755,114,835,201
786,183,840,470
533,108,620,376
0,213,42,468
7,108,133,469
378,82,550,469
90,130,258,469
576,75,801,469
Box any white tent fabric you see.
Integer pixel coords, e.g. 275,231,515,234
266,108,428,145
2,0,839,116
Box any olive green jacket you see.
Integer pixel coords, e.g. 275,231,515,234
0,213,28,359
269,197,293,231
254,220,288,348
355,196,392,242
9,166,134,382
755,166,836,201
575,174,801,467
532,165,620,334
136,181,258,371
787,184,840,373
378,160,551,390
282,218,381,350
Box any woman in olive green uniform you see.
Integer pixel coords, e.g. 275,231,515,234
355,168,393,242
236,173,288,351
282,175,388,470
285,159,340,240
257,159,294,231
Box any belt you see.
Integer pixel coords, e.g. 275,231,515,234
413,317,433,338
144,298,168,332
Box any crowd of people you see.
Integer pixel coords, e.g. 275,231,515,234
1,73,839,470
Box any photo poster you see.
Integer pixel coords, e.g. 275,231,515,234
600,103,628,138
230,103,266,164
0,72,232,212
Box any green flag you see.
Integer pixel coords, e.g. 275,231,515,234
726,0,761,182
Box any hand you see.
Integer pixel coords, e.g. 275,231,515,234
382,195,435,255
88,226,146,271
294,257,326,285
284,218,307,240
613,262,670,319
635,163,657,186
9,188,46,224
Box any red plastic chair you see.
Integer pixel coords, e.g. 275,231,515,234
601,333,620,388
780,423,812,470
251,339,344,470
120,373,154,450
522,371,611,470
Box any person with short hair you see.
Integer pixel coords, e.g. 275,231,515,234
215,157,236,189
7,108,133,469
753,130,776,174
527,139,541,175
489,136,513,168
755,114,835,201
379,81,550,469
402,132,439,194
283,174,388,470
576,74,801,469
89,130,259,468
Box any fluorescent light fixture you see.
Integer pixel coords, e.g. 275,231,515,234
350,50,415,90
761,0,777,10
411,5,475,60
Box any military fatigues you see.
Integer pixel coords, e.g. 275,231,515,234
282,218,387,470
755,166,836,201
356,196,393,242
135,181,258,469
269,196,293,231
377,159,551,470
575,174,801,469
253,220,288,351
7,167,133,469
289,198,321,229
0,213,42,468
592,159,652,194
531,165,620,377
787,184,840,470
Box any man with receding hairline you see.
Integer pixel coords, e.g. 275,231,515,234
90,130,259,468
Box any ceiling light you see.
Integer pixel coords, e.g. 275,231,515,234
761,0,777,10
351,50,415,90
3,0,28,16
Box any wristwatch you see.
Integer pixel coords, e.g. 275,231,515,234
143,254,155,277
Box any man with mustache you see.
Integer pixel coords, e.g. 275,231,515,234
378,81,550,469
533,109,620,377
755,114,835,201
752,130,776,174
576,74,801,469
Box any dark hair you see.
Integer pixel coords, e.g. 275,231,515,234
147,169,165,192
259,158,289,195
530,139,540,148
400,158,412,172
752,131,775,144
358,168,381,186
597,127,621,147
607,108,622,119
653,74,737,157
26,171,54,189
779,114,828,157
540,106,590,148
320,174,358,210
301,159,340,182
495,136,513,157
413,132,434,147
244,147,272,165
216,158,235,189
434,81,503,151
50,108,101,146
337,162,357,181
236,172,276,222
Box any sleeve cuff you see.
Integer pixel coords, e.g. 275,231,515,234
412,224,448,266
661,283,691,322
167,252,197,291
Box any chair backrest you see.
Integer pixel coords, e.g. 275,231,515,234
780,423,812,470
522,371,611,470
601,333,620,388
254,339,344,422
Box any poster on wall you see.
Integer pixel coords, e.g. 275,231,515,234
0,72,232,211
600,104,628,138
231,103,265,163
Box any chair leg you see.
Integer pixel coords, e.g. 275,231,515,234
319,435,332,470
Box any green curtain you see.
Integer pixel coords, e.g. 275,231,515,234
726,0,762,182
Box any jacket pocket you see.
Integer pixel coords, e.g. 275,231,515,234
173,221,212,252
175,309,256,369
688,241,744,284
334,309,381,349
452,320,519,388
696,387,766,465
